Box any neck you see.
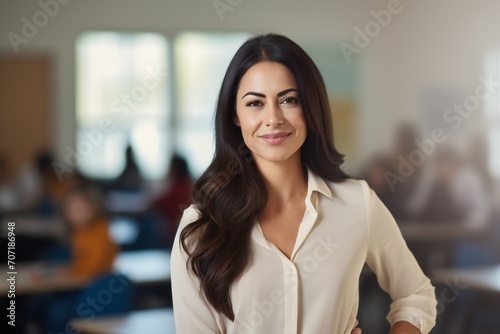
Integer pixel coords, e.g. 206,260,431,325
255,154,308,208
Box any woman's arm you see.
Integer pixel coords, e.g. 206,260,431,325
361,181,437,334
390,321,420,334
351,319,363,334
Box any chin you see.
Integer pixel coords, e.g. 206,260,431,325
254,152,297,164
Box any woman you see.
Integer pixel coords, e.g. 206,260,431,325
171,34,437,334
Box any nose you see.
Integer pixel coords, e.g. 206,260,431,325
265,102,284,127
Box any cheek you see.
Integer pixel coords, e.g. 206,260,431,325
299,117,307,132
291,112,307,134
238,114,260,136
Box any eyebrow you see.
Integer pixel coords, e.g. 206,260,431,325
241,88,298,99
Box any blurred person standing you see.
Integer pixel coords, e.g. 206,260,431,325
363,154,409,221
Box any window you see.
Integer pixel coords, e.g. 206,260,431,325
76,32,170,180
76,31,250,180
173,32,251,176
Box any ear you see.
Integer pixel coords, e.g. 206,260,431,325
233,116,240,127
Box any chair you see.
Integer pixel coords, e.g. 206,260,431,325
453,242,496,268
452,242,499,334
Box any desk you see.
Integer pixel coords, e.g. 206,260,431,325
0,249,171,296
113,249,170,285
432,265,500,295
399,224,488,272
71,308,175,334
432,266,500,333
105,191,151,216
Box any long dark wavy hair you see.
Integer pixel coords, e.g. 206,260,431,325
180,33,349,321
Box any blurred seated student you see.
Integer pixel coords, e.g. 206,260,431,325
396,146,495,271
112,145,145,192
28,183,118,333
150,154,193,246
0,150,63,213
363,154,410,221
369,123,432,223
0,153,18,211
33,150,68,216
1,151,74,262
466,134,495,194
462,135,500,262
412,146,492,228
60,183,118,277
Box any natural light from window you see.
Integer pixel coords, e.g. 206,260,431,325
76,32,170,180
173,32,251,176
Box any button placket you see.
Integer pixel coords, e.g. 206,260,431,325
282,259,299,333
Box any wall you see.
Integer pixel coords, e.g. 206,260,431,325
360,0,500,156
0,55,52,173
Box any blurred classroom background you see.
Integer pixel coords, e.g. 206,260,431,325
0,0,499,333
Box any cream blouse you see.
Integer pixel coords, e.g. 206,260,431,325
171,168,437,334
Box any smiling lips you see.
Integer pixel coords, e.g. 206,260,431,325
259,132,291,145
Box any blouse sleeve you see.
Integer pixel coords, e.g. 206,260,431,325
361,180,437,333
171,204,221,334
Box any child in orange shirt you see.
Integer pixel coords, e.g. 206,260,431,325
61,184,118,277
29,184,118,333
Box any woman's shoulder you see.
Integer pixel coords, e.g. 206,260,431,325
320,177,377,215
325,177,371,200
172,204,203,260
178,204,202,230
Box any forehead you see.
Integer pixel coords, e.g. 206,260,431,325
237,61,297,95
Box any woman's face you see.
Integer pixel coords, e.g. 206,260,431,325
235,61,307,167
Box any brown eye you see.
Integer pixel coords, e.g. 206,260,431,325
246,100,263,107
281,97,298,104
